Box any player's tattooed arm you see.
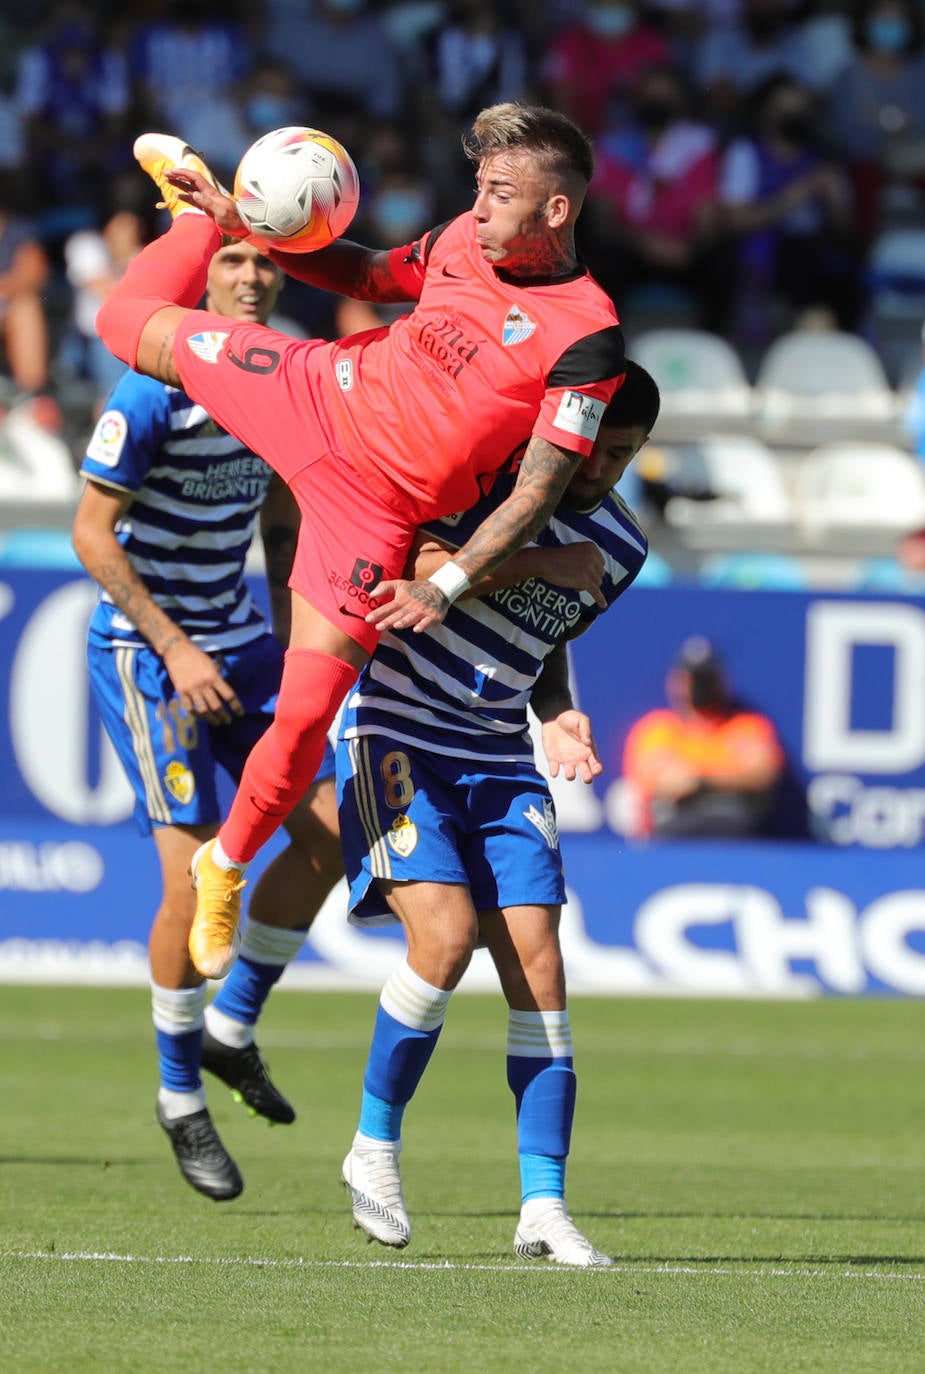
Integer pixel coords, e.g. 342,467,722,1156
268,242,413,303
366,436,581,633
452,436,582,585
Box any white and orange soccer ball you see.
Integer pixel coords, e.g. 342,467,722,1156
233,126,360,253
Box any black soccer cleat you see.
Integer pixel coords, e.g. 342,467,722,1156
200,1027,296,1125
156,1102,244,1201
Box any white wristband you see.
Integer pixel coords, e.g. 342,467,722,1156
427,561,471,604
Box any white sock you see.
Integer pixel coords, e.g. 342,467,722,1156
353,1130,401,1155
212,835,247,872
150,982,205,1034
204,1003,254,1049
521,1197,567,1224
239,919,306,965
158,1085,207,1119
380,960,453,1032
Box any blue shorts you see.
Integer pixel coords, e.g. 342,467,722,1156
89,633,335,836
336,733,566,925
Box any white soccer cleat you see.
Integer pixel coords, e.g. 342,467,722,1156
342,1137,411,1249
514,1200,613,1268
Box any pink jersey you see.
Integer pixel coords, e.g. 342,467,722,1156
176,213,624,527
316,214,624,521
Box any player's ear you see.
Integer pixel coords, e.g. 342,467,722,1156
545,193,570,229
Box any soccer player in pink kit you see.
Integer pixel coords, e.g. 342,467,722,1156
96,104,624,983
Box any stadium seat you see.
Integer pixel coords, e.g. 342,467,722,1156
795,442,925,536
868,226,925,300
662,434,793,525
699,551,807,590
630,328,754,418
755,331,896,423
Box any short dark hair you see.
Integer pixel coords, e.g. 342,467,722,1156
463,103,596,185
602,360,660,433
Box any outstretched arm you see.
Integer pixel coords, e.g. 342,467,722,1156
164,166,411,302
367,435,583,633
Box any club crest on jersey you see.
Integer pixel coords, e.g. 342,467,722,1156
524,798,559,849
186,331,229,364
386,813,418,857
163,761,196,806
502,306,536,346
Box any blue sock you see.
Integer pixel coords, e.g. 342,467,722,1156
507,1009,576,1203
519,1152,566,1201
357,960,452,1142
358,1087,405,1142
151,983,205,1093
155,1027,202,1092
211,920,305,1026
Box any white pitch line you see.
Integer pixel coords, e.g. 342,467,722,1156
2,1251,924,1280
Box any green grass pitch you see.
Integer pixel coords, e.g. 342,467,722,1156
2,987,924,1373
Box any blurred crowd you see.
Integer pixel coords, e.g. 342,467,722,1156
2,0,925,446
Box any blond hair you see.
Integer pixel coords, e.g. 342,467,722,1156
463,103,595,185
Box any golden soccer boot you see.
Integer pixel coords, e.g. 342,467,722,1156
133,133,221,218
188,838,246,980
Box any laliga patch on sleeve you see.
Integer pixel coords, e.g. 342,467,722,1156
553,391,605,441
85,409,128,468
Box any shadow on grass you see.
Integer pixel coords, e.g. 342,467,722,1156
0,1155,150,1167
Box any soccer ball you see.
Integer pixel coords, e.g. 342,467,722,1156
233,126,360,253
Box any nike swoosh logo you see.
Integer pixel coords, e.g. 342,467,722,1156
339,603,369,620
441,266,466,279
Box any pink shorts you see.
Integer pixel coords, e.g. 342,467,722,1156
174,310,415,651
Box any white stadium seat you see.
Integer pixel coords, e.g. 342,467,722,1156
631,328,754,418
755,331,896,423
794,442,925,536
664,434,793,526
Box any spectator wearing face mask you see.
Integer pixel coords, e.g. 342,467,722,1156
584,64,723,329
621,636,785,840
825,0,925,240
717,73,864,345
694,0,829,131
541,0,674,136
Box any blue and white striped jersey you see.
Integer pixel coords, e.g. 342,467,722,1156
81,370,272,653
341,475,648,764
